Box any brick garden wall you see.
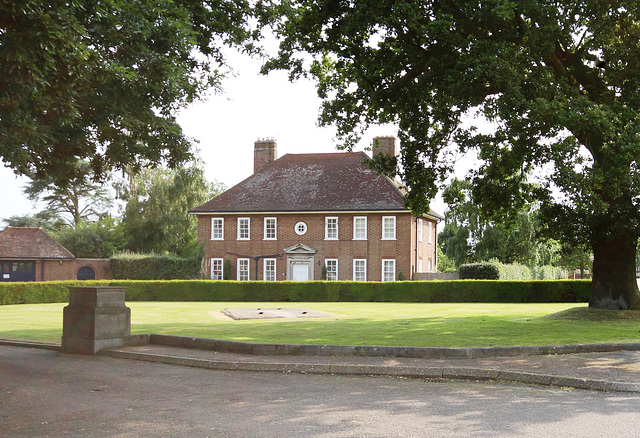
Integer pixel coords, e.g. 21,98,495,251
35,258,111,281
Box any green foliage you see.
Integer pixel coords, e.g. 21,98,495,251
23,160,111,226
459,263,500,280
436,246,457,273
458,259,569,280
558,242,593,277
223,258,233,280
0,0,264,185
54,216,126,258
110,252,202,280
440,178,560,268
0,280,591,305
321,265,327,280
462,260,568,280
2,210,66,233
0,281,86,305
397,271,405,281
266,1,640,308
116,163,225,257
530,265,569,281
490,261,533,281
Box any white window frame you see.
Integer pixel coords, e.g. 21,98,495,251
418,259,423,273
418,218,423,242
325,217,338,240
264,258,276,281
210,258,224,280
264,217,277,240
428,259,433,272
353,259,367,281
211,218,224,240
428,221,433,244
382,216,396,240
325,259,338,281
382,259,396,282
353,216,367,240
237,258,250,281
237,217,250,240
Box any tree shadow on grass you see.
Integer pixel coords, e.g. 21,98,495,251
544,306,640,321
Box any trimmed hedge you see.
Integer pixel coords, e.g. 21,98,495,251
0,279,591,305
0,281,104,305
459,263,500,279
110,254,202,280
461,262,568,280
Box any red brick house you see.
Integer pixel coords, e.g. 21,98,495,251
0,227,111,282
190,137,443,281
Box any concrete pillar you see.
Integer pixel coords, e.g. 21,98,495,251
62,286,130,354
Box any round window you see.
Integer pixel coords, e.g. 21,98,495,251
294,221,308,236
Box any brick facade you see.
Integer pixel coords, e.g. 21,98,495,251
198,211,438,281
191,136,443,281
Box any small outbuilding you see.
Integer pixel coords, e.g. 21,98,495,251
0,226,111,282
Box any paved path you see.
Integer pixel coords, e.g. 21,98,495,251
2,345,640,437
3,337,640,392
105,343,640,392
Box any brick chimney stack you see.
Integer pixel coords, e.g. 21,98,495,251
254,138,277,173
372,136,396,158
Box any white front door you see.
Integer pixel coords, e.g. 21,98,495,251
292,263,309,281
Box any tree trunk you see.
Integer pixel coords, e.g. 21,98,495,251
590,233,640,310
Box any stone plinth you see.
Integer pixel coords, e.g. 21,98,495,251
62,286,130,354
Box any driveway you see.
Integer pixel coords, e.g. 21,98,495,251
2,346,640,437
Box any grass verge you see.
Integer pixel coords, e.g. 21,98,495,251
1,302,639,348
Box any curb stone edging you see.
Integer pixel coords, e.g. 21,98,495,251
99,349,640,393
3,337,640,393
0,339,61,351
147,334,640,359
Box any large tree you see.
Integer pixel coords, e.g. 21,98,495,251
23,161,112,226
116,163,225,257
267,0,640,309
0,0,265,184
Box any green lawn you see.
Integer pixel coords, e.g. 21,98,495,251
2,302,640,348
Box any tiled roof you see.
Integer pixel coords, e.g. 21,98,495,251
191,152,410,213
0,227,75,259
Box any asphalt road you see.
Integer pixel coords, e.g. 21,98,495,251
2,346,640,437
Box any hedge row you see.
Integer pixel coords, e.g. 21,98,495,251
460,262,568,280
0,280,591,305
459,263,500,279
110,254,202,280
0,281,106,305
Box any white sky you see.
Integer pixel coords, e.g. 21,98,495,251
0,48,454,226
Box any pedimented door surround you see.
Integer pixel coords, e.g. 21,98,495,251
284,243,316,281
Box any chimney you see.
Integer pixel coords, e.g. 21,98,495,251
372,136,396,158
254,138,277,173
